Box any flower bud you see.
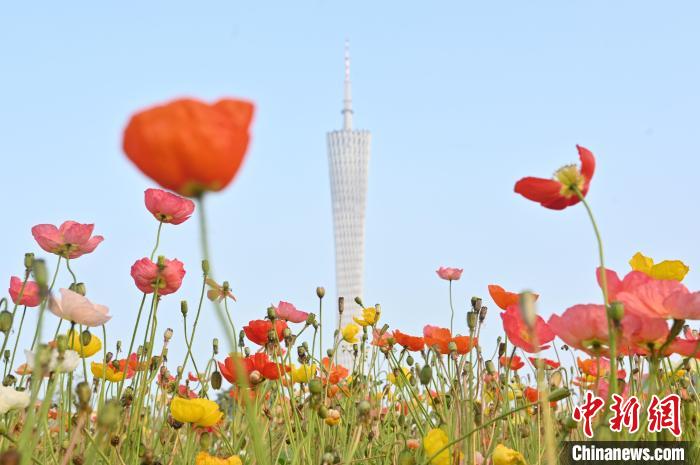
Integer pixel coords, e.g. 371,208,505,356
199,431,212,450
97,399,121,429
74,283,86,296
448,341,457,353
309,379,322,395
397,450,416,465
498,342,506,357
3,351,8,363
163,328,174,342
316,287,325,299
354,296,363,307
357,400,370,415
467,311,477,330
305,313,316,325
267,306,277,320
157,255,166,269
32,259,48,288
479,306,488,322
406,355,414,366
471,296,482,312
419,365,432,385
317,405,329,419
180,301,188,317
201,260,210,275
2,375,15,387
608,301,624,323
485,360,496,375
0,312,13,334
338,297,344,315
116,340,122,353
80,330,92,347
210,371,222,389
519,291,537,329
76,381,91,406
548,388,571,402
212,338,219,355
24,253,34,270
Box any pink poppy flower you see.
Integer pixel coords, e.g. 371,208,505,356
663,292,700,320
436,267,463,281
130,257,186,296
144,188,195,225
596,268,651,301
274,301,309,323
666,338,700,358
500,305,554,353
620,314,670,356
548,304,613,356
8,276,41,307
616,278,689,320
49,288,111,327
31,221,104,259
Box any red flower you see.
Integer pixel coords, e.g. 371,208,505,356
392,330,425,352
243,319,288,346
218,353,288,384
144,188,195,225
514,145,595,210
31,221,104,259
452,335,478,354
8,276,41,307
436,267,463,281
500,305,555,353
499,355,524,371
423,325,476,355
123,98,255,197
321,357,349,385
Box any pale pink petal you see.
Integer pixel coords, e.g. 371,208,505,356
31,224,62,253
60,221,94,245
664,291,700,320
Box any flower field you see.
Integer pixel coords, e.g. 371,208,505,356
1,98,699,465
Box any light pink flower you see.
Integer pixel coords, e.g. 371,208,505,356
49,288,111,327
31,221,104,259
663,291,700,320
8,276,41,307
436,267,463,281
620,314,670,356
144,188,195,225
274,301,309,323
130,257,185,296
500,305,555,353
616,279,689,320
596,268,650,301
548,304,612,355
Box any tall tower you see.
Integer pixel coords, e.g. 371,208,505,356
327,42,371,365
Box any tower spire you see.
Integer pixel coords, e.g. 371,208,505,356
342,40,353,130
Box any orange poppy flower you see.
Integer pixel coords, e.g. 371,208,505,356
423,326,476,355
499,355,525,371
392,330,425,352
321,357,349,385
123,98,255,197
488,284,539,311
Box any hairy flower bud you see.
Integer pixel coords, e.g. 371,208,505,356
24,253,34,270
316,287,325,299
419,365,433,386
0,311,13,334
201,259,210,275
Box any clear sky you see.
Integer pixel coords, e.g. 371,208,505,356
1,2,699,369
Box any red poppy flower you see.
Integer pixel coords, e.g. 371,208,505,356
501,305,555,353
321,357,349,385
218,353,288,384
243,319,288,346
423,325,476,355
499,355,525,371
514,145,595,210
452,335,478,354
123,98,255,197
392,330,425,352
488,284,539,311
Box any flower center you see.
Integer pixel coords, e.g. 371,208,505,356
554,164,585,198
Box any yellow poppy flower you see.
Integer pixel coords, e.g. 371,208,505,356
493,444,527,465
388,367,411,387
353,307,379,327
341,324,360,343
629,252,689,281
67,330,102,358
195,451,242,465
91,362,125,382
170,397,222,427
422,428,450,465
290,364,317,384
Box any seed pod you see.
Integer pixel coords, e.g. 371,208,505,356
419,365,432,385
406,355,414,366
210,371,222,390
318,405,329,419
467,311,477,330
316,287,325,299
309,379,323,395
24,253,34,270
0,311,13,333
180,301,188,317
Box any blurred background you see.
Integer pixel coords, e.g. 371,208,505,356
1,2,699,367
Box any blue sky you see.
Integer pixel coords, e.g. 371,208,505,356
1,2,699,369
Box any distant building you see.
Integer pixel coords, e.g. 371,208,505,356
326,43,371,365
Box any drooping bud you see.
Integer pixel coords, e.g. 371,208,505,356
309,379,322,395
406,355,414,366
357,400,370,415
354,296,364,307
199,431,212,450
479,306,488,322
210,371,222,389
548,388,571,402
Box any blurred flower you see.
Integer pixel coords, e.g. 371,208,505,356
514,144,595,210
422,428,450,465
290,364,317,384
49,288,111,327
622,314,670,355
67,330,102,358
629,252,689,281
548,304,611,355
0,386,30,414
144,188,195,225
130,257,186,296
170,396,222,427
436,267,463,281
354,307,379,327
321,357,349,385
500,305,554,353
488,284,538,311
341,323,360,343
393,330,424,352
388,367,411,387
243,319,288,346
206,278,236,302
372,328,392,348
274,301,309,323
492,444,527,465
499,355,524,371
8,277,41,307
31,221,103,259
325,408,341,426
123,98,255,197
91,362,130,382
527,357,560,369
576,357,625,380
24,348,80,374
195,452,242,465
